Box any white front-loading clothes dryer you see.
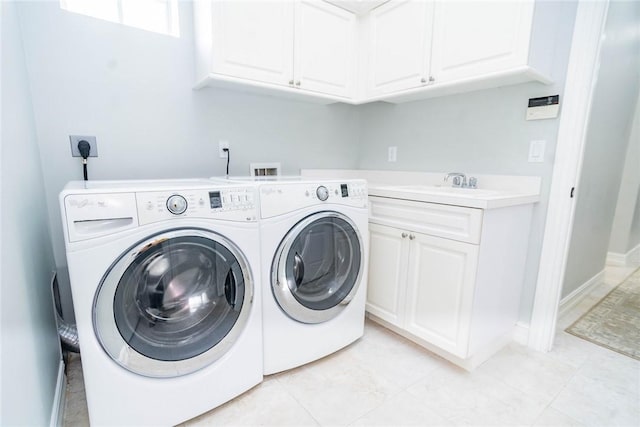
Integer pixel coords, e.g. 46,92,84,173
215,177,369,375
60,179,262,426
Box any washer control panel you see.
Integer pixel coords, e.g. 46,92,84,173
137,187,257,225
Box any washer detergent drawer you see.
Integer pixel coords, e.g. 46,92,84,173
64,193,138,242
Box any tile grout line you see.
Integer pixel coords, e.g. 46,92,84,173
272,373,327,426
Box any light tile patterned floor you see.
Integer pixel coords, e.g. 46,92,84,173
63,265,640,427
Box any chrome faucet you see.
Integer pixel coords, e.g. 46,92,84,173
445,172,467,188
444,172,478,189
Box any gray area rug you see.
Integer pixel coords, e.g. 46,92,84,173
566,267,640,361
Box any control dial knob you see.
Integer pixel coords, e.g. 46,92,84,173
166,195,188,215
316,186,329,201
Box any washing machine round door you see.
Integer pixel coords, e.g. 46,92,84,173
93,228,253,378
271,212,363,324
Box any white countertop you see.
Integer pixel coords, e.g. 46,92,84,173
301,169,541,209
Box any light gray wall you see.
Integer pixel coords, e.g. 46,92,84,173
357,2,577,323
17,1,360,321
15,0,583,327
1,2,62,425
563,0,640,298
609,95,640,255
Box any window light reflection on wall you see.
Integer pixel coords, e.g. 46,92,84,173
59,0,180,37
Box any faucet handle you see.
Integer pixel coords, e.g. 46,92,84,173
468,177,477,189
445,172,465,181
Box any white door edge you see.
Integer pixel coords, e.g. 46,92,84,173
49,359,66,427
528,0,609,352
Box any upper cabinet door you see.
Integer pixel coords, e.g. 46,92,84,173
368,0,434,96
293,1,357,98
429,1,534,83
211,1,295,87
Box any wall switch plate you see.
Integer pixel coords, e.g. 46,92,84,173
528,140,546,163
388,146,397,162
219,140,229,158
69,135,98,157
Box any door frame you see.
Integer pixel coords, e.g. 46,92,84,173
527,0,610,352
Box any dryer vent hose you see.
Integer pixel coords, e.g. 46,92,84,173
52,273,80,353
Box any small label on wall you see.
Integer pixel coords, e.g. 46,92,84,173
526,95,560,120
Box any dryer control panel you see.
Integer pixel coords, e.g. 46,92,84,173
136,187,258,225
260,180,367,219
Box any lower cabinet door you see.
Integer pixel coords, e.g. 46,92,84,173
366,223,410,327
404,231,478,357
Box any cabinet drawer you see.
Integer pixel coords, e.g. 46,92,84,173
369,196,482,244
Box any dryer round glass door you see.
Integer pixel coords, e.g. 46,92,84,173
272,212,363,324
93,228,253,378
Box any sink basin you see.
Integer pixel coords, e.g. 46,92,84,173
381,185,500,196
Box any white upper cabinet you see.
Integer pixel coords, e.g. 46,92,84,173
194,0,357,102
294,1,357,97
429,1,534,83
367,0,433,95
194,0,559,104
365,0,554,102
209,1,294,87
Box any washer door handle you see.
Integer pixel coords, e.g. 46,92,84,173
224,269,237,307
293,252,305,288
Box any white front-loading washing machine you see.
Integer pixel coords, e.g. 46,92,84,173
60,179,262,426
215,177,369,375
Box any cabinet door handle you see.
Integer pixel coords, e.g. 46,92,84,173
288,79,294,85
429,76,435,83
401,232,408,238
421,77,426,83
409,234,415,240
295,81,301,86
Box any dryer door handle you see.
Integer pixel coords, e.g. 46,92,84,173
293,252,305,288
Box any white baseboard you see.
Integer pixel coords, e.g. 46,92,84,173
50,360,66,427
606,243,640,267
628,243,640,264
606,252,626,266
558,269,605,319
512,321,530,345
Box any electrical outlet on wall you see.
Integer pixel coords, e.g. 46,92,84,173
219,140,229,158
69,135,98,157
388,146,397,162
